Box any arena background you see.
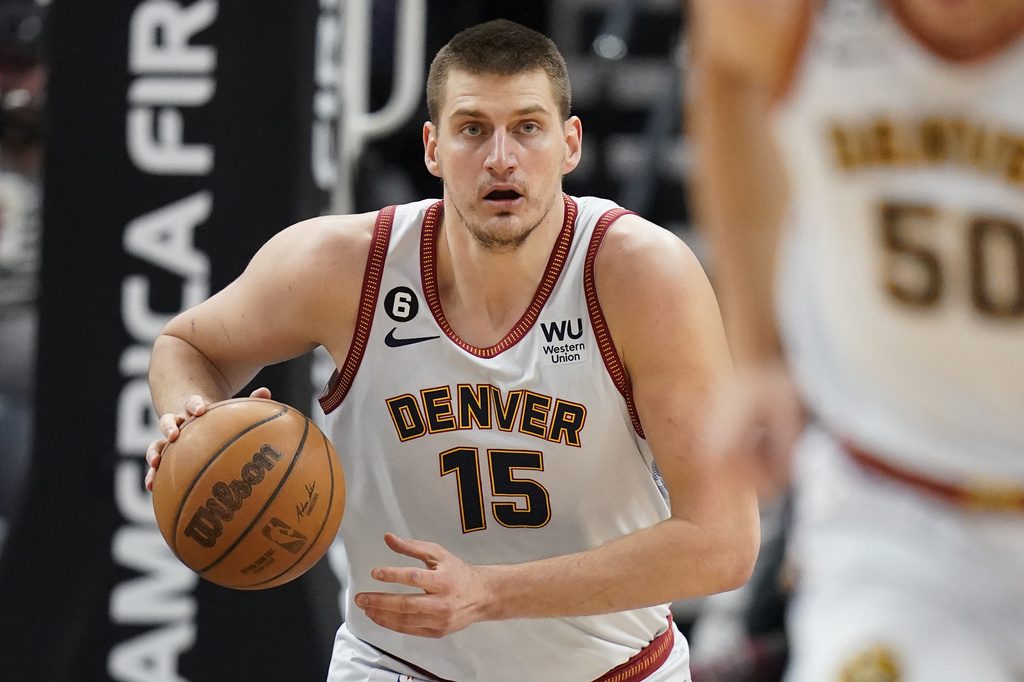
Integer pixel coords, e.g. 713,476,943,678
0,1,757,680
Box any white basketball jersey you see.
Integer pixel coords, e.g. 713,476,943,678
319,196,673,681
774,0,1024,481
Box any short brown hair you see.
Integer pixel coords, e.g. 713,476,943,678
426,19,572,123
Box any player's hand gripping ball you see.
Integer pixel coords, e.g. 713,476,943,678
152,398,345,590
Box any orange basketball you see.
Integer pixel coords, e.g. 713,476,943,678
152,397,345,590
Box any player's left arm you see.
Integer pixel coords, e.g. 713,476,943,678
354,215,761,638
580,212,762,602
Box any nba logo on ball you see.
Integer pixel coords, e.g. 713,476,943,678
152,398,346,590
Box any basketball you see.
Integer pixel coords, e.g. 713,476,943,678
151,397,345,590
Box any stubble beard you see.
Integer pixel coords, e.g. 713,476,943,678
448,192,555,254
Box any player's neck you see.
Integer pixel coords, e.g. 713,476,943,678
888,0,1024,62
435,201,565,347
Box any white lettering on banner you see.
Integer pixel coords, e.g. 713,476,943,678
119,345,153,377
127,107,213,175
107,622,196,682
129,0,217,72
117,379,163,456
109,526,199,623
122,192,212,340
126,0,218,174
111,1,219,679
129,78,215,107
123,191,211,277
114,459,163,527
312,0,340,191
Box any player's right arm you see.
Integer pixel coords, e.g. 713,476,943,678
145,212,376,490
686,0,812,495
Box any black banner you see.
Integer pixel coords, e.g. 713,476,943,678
0,1,341,680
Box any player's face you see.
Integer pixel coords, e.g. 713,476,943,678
897,0,1024,58
423,68,582,252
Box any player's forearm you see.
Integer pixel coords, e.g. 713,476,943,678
148,332,245,415
688,66,789,365
479,511,759,622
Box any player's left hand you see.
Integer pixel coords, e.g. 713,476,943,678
144,387,272,492
354,533,492,638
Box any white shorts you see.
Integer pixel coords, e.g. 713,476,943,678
784,428,1024,682
325,620,692,682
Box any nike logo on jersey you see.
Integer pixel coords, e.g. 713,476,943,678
384,327,440,348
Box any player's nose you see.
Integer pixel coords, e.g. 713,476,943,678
484,128,517,175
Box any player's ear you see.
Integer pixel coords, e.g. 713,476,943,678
563,116,582,174
424,121,442,178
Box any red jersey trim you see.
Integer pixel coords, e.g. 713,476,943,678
844,439,1024,513
593,615,674,682
420,194,578,358
583,207,645,439
319,206,395,414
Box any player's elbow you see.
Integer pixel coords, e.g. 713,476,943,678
664,514,761,599
717,531,760,593
706,516,761,595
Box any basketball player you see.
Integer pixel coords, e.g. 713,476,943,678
687,0,1024,679
145,20,760,682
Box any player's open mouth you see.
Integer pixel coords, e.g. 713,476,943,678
484,189,523,203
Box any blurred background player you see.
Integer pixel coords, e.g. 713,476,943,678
687,0,1024,680
0,0,45,555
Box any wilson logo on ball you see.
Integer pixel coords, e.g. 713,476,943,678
184,444,284,548
153,397,346,590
